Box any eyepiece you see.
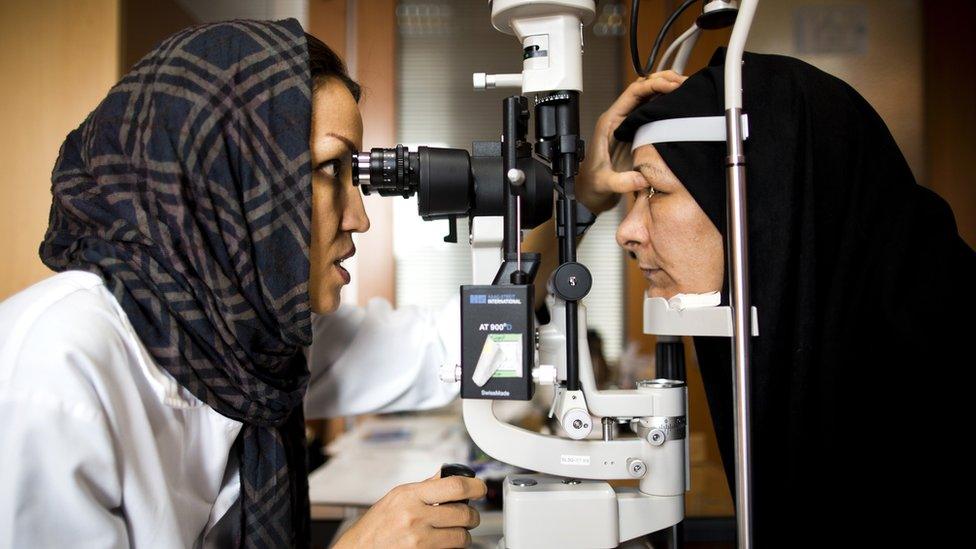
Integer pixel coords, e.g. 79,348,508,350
354,151,372,185
351,145,475,220
351,145,416,197
350,143,553,228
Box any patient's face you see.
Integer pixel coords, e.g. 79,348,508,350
616,144,724,299
309,77,369,314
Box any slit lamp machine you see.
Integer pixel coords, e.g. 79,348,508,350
352,1,760,546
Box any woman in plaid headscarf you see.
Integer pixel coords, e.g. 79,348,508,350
0,19,484,548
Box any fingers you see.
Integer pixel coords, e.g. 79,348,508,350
579,71,684,211
429,503,481,529
427,527,472,549
607,71,688,117
431,527,473,549
417,476,488,505
601,169,648,195
645,69,687,83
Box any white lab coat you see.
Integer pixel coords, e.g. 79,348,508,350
0,271,459,548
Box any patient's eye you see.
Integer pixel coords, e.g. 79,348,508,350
318,159,342,179
632,186,661,201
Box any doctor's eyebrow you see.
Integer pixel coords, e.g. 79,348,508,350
326,132,357,153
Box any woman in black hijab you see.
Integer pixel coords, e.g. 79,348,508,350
0,19,482,548
581,50,975,544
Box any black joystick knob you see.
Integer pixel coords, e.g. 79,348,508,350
440,463,477,504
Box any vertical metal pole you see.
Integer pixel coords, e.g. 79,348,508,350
723,2,759,546
502,97,522,258
537,91,583,392
725,108,753,548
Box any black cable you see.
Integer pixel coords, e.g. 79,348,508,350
647,0,699,74
629,0,644,76
630,0,700,77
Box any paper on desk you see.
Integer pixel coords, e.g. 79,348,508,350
310,413,470,506
325,414,466,455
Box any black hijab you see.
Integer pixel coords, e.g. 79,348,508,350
41,19,315,547
617,50,975,543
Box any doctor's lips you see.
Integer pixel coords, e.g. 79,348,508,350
334,246,356,284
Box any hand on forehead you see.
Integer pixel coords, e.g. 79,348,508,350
631,144,682,193
581,71,689,206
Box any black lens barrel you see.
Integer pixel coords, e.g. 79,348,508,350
351,144,553,229
353,145,416,198
418,147,472,220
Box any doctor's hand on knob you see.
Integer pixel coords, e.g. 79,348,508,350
576,70,688,214
333,467,486,548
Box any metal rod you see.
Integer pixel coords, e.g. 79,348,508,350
723,3,759,546
725,108,753,548
502,97,521,257
559,155,578,264
516,195,522,273
560,153,581,392
655,335,686,381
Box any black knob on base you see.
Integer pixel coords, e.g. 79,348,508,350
440,463,477,504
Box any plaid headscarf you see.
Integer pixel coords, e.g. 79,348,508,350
41,19,315,547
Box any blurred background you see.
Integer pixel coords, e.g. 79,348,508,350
2,0,973,540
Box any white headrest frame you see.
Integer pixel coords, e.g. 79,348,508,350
630,114,749,152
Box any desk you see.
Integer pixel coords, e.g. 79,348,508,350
308,410,504,546
309,412,470,506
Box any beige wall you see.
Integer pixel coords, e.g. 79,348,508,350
121,0,195,73
309,0,397,307
745,0,924,181
0,0,120,300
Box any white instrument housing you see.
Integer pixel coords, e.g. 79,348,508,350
479,0,596,93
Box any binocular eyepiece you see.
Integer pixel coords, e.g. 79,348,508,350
353,145,473,222
353,146,411,197
351,143,554,229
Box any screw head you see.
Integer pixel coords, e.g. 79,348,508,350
626,458,646,478
648,428,666,446
506,168,526,186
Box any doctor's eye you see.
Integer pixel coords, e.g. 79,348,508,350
317,159,343,179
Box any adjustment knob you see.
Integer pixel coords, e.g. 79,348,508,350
439,364,461,383
473,72,488,90
551,262,592,302
532,364,557,385
440,463,477,504
562,408,593,440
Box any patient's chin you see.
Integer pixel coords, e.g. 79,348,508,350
646,285,675,300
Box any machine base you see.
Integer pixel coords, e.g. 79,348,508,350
501,474,683,548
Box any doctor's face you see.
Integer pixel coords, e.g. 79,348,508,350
616,144,724,299
309,76,370,314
